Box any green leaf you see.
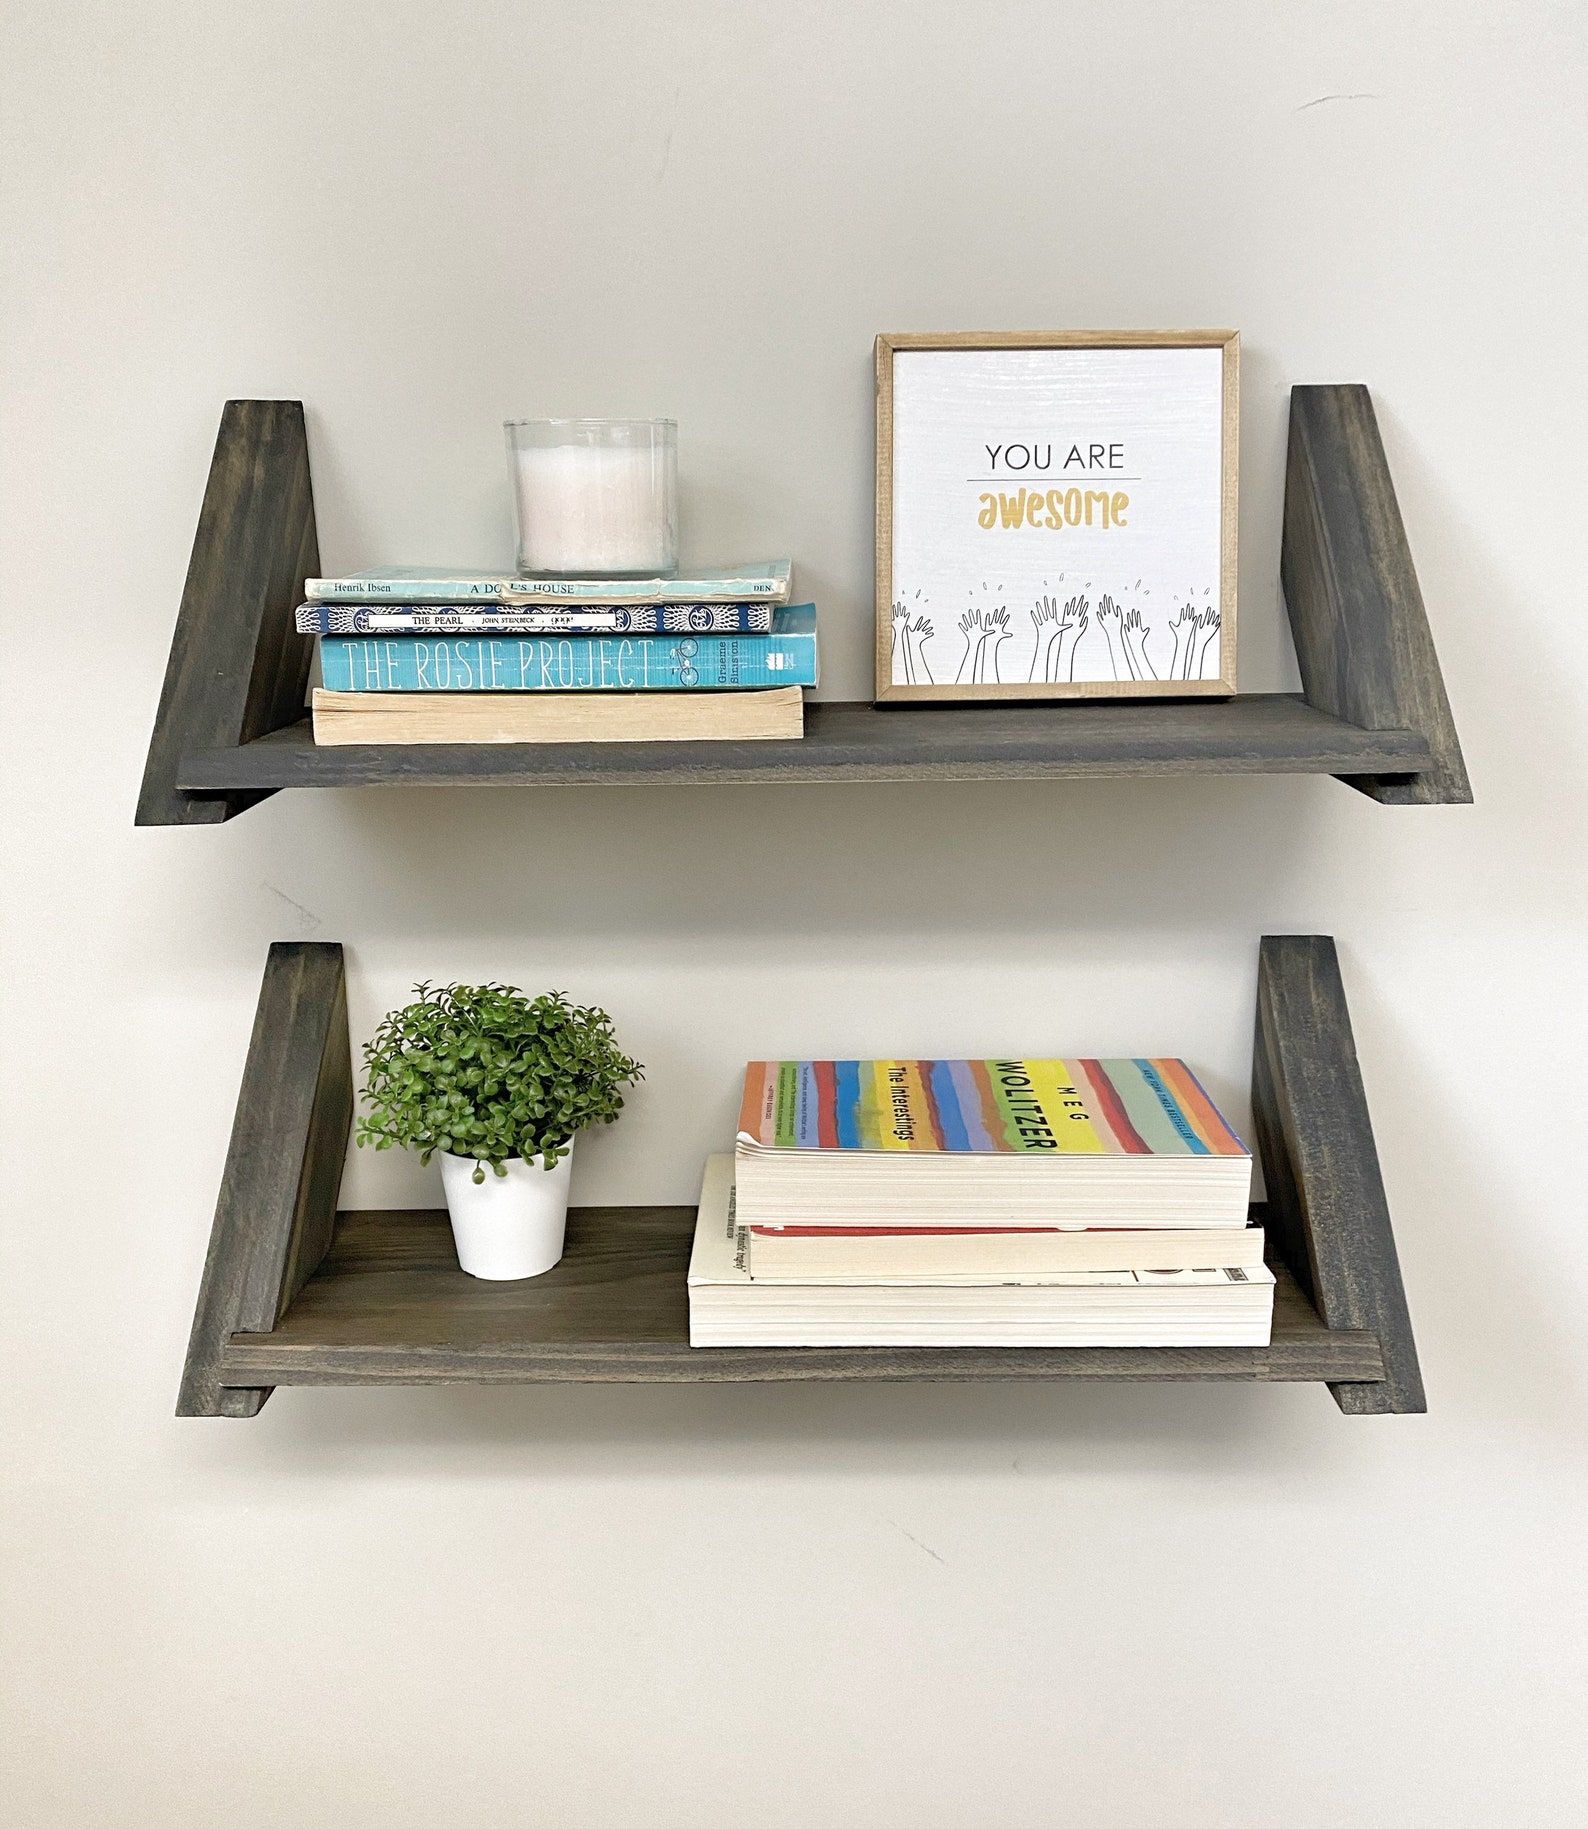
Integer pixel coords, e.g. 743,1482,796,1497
353,982,641,1181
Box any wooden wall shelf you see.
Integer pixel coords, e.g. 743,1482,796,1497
178,936,1425,1417
138,387,1470,823
176,695,1432,792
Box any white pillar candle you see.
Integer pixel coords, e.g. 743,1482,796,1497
506,420,677,577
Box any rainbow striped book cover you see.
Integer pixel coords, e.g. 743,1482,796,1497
736,1059,1248,1159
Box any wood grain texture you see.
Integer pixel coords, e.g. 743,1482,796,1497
879,330,1244,351
874,330,1240,702
178,695,1430,791
220,1203,1383,1388
874,334,896,702
136,400,319,825
1251,935,1425,1414
177,942,350,1416
1282,384,1470,804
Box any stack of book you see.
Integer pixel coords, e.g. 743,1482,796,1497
688,1058,1273,1347
300,560,814,745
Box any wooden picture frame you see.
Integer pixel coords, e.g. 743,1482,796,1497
875,330,1239,703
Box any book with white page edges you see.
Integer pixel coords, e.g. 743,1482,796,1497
743,1220,1266,1283
688,1157,1274,1348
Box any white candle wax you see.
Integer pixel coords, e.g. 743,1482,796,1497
512,442,676,576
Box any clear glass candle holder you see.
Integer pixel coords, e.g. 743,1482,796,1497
505,418,677,577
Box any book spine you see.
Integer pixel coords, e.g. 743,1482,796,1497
296,603,775,635
318,630,818,692
306,574,785,603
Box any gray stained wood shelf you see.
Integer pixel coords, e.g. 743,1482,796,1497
223,1206,1380,1388
138,386,1469,822
177,694,1431,791
179,935,1425,1417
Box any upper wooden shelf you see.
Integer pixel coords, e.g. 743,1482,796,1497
137,386,1470,823
178,694,1430,792
178,934,1425,1418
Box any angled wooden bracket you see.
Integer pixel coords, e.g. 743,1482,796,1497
1251,934,1425,1413
1282,384,1470,804
137,400,319,825
177,942,350,1415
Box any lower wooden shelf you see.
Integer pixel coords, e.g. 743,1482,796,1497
178,935,1425,1417
222,1203,1382,1387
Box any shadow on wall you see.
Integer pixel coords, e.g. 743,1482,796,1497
271,771,1327,946
170,1376,1381,1489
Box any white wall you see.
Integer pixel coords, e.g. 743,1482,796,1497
4,4,1585,1824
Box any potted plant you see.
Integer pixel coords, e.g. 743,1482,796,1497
356,982,642,1280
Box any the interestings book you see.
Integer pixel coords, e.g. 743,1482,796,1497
734,1058,1252,1229
317,604,818,693
305,560,792,604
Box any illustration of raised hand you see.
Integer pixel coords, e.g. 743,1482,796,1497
1193,606,1221,680
1168,603,1197,680
1057,593,1089,681
976,606,1011,682
1095,594,1128,681
892,596,937,685
891,601,913,682
1122,606,1159,681
954,607,985,684
1028,594,1063,681
1029,592,1089,682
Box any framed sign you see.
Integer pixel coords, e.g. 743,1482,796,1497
875,330,1238,702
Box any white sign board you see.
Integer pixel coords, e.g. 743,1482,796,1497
876,333,1238,701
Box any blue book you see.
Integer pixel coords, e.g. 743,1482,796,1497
306,560,791,604
296,601,775,636
318,604,819,693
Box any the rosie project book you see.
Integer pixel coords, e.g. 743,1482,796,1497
318,604,817,692
732,1058,1252,1228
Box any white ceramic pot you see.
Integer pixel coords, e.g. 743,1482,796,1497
439,1142,574,1280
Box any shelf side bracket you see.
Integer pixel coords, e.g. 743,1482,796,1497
177,942,351,1415
1282,384,1470,804
137,400,319,825
1251,934,1425,1414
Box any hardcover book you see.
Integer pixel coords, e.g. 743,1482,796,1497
296,602,776,636
317,605,818,693
305,560,792,605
